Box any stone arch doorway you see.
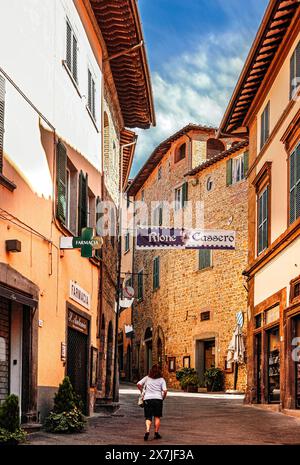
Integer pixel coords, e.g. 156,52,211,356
105,321,114,398
144,327,153,374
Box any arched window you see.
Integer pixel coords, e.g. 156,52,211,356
175,143,186,163
207,139,225,160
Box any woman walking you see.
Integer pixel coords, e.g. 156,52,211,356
137,364,167,441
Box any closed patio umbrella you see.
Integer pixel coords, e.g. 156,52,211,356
227,324,245,391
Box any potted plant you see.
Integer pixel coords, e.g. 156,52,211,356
0,394,27,445
44,376,85,434
176,368,199,392
204,368,224,392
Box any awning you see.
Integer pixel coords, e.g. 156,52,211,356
0,284,38,308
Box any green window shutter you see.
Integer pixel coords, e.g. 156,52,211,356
78,170,88,233
199,249,211,270
0,75,5,174
290,150,296,224
243,151,249,178
226,159,232,186
258,186,269,254
156,257,160,288
56,141,67,224
66,21,72,72
73,35,78,82
182,182,188,208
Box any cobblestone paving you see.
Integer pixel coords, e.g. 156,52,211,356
28,385,300,445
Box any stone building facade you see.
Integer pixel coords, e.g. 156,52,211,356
128,125,248,391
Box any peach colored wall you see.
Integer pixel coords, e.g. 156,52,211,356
0,132,101,390
252,32,300,305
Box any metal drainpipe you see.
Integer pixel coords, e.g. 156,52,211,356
112,139,137,403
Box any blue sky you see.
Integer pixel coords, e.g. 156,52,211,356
131,0,268,176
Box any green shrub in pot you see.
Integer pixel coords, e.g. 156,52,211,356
204,368,224,392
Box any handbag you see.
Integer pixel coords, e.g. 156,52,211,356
138,378,148,408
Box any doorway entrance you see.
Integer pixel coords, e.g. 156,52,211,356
67,308,89,414
105,321,114,398
195,338,216,384
267,326,280,404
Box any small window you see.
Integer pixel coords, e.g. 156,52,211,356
255,314,262,329
137,270,144,300
153,205,163,226
290,41,300,101
175,143,186,163
66,19,78,83
200,311,210,321
175,182,188,210
141,190,145,202
87,69,96,120
260,102,270,149
199,249,212,270
125,231,130,252
257,186,269,255
290,275,300,303
226,151,249,186
153,256,160,290
206,177,213,191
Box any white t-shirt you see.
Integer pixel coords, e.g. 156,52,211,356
138,376,167,400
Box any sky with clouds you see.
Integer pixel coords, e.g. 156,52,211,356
131,0,269,177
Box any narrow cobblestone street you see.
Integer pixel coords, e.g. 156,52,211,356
27,385,300,445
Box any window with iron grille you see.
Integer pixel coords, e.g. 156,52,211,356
66,19,78,83
260,101,270,149
87,69,96,120
199,249,212,270
289,142,300,225
200,311,210,321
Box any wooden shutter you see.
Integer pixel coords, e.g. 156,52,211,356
153,257,160,290
78,171,88,233
296,144,300,221
199,249,211,270
182,182,188,208
290,41,300,100
95,196,101,259
0,76,5,173
226,159,232,186
88,69,92,111
73,35,78,82
290,149,296,224
56,141,67,223
66,21,72,72
258,187,269,253
243,151,249,178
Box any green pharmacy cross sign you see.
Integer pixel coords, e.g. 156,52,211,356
60,228,103,258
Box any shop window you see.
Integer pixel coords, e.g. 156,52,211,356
267,326,280,404
175,143,186,163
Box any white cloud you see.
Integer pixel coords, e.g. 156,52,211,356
132,31,252,176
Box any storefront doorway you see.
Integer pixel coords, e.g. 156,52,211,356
195,337,216,385
292,316,300,408
105,321,113,398
267,326,280,403
67,308,89,414
255,333,262,403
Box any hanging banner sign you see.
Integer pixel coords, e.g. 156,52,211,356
136,227,235,250
70,281,91,310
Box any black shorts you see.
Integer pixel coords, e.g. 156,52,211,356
144,399,163,420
